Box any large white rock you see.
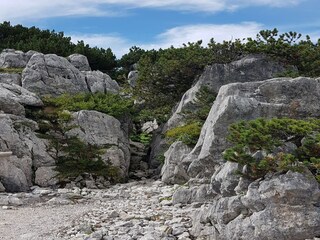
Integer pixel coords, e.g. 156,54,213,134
67,53,91,71
0,49,36,68
84,70,119,94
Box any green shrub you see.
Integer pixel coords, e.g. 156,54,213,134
224,118,320,181
165,121,202,146
43,92,134,119
130,132,152,145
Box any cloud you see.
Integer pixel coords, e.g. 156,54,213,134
0,0,305,21
70,22,263,57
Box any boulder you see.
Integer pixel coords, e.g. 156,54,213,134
84,70,119,94
128,70,138,87
0,114,55,191
0,73,21,85
186,77,320,178
0,153,30,192
66,110,130,179
35,166,58,187
0,49,36,68
166,54,289,130
0,181,5,192
0,83,43,115
67,54,91,71
22,53,89,96
204,171,320,240
161,141,192,184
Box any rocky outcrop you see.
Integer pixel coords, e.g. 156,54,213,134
0,114,55,191
0,73,21,85
0,49,37,68
84,70,119,94
22,53,89,96
190,171,320,240
186,77,320,178
67,54,91,71
128,70,138,87
66,110,130,179
161,141,192,184
171,77,320,239
167,54,290,129
0,82,43,115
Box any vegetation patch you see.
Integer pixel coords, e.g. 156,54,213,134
224,118,320,182
0,67,24,74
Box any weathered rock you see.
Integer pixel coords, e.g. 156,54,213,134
0,83,43,114
0,73,21,85
0,181,5,192
186,77,320,178
22,53,89,96
210,171,320,240
66,110,130,179
84,70,119,94
128,70,138,87
0,153,30,192
0,49,35,68
166,54,290,130
142,119,159,134
67,54,91,71
211,162,242,197
161,141,192,185
35,167,59,187
0,114,55,190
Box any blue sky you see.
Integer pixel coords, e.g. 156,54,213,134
0,0,319,57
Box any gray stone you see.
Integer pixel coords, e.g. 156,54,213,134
0,73,21,85
0,49,33,68
84,70,119,94
142,119,159,134
172,187,191,205
186,77,320,178
66,110,130,178
67,53,91,71
211,162,241,197
166,54,289,130
128,70,138,87
22,53,89,96
161,141,192,185
0,181,5,192
35,167,58,187
0,82,43,115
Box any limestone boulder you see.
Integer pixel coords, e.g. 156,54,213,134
0,73,21,85
84,70,119,94
22,53,89,96
166,54,289,130
203,171,320,240
161,141,192,185
0,83,43,115
66,110,130,179
128,70,138,87
0,49,36,68
35,167,59,187
67,54,91,71
186,77,320,178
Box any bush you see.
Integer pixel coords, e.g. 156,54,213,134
224,118,320,182
165,121,202,146
43,92,134,119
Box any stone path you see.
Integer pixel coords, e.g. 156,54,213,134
0,180,204,240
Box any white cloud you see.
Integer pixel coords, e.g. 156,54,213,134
0,0,305,21
70,22,263,57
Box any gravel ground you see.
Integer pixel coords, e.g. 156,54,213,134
0,204,93,240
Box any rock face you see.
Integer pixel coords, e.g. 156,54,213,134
186,77,320,178
22,53,89,96
0,83,43,115
66,110,130,179
0,114,55,191
161,141,192,184
84,70,119,94
128,70,138,87
174,77,320,239
0,49,36,68
0,73,21,85
67,54,91,71
167,54,289,129
190,171,320,240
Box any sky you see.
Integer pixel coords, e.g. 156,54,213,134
0,0,319,58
